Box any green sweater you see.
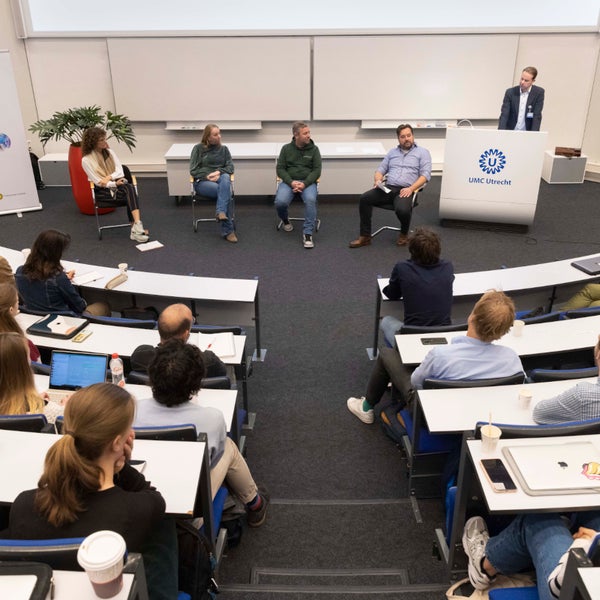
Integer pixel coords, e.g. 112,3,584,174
190,143,234,180
276,138,322,187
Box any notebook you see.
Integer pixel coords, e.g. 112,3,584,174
195,332,236,357
571,256,600,276
502,441,600,496
45,350,108,403
26,314,88,339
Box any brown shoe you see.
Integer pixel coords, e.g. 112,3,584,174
216,212,228,222
349,235,372,248
396,233,409,246
225,232,238,243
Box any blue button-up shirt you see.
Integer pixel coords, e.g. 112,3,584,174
410,336,523,390
377,143,432,188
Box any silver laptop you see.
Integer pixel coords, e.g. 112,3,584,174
45,350,108,402
502,441,600,496
571,256,600,276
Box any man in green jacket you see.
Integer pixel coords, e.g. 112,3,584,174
275,122,322,249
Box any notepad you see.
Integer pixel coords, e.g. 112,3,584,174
72,270,104,285
195,332,236,357
136,240,164,252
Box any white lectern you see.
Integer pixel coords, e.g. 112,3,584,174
439,128,547,226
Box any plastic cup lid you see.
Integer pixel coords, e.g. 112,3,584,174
77,530,126,571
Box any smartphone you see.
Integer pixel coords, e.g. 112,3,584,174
480,458,517,493
421,337,448,345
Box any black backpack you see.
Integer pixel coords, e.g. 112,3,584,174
176,519,219,600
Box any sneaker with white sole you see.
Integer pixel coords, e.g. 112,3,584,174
282,221,293,232
462,516,494,590
347,396,374,424
303,234,314,249
130,221,149,243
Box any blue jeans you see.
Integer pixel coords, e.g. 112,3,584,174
380,316,403,348
194,173,234,235
274,182,318,235
486,512,600,600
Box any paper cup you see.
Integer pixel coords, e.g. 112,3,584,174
77,530,126,598
480,424,502,455
118,263,128,273
518,387,533,409
512,319,525,337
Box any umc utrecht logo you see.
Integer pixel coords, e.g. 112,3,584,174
479,148,506,175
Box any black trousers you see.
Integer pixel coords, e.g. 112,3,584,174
358,186,413,236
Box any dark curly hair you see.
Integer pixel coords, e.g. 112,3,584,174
148,339,206,407
81,127,108,156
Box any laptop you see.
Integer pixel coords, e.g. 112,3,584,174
45,350,108,403
502,441,600,496
571,256,600,276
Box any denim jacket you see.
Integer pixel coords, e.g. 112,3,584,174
15,266,87,315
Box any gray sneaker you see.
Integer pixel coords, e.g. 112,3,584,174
347,396,374,424
282,220,293,232
303,234,314,249
462,516,493,590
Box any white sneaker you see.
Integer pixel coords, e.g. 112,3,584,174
131,221,149,243
303,234,314,249
462,517,493,590
347,396,374,424
282,221,293,232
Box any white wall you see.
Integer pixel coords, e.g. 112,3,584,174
5,2,600,176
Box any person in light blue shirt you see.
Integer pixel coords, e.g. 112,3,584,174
348,290,523,424
349,124,431,248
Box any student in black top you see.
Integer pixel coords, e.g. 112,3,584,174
3,383,176,599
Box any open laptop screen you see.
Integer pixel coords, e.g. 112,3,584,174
49,350,108,391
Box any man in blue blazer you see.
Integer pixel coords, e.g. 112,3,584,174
498,66,544,132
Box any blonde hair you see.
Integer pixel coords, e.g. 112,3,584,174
35,383,135,527
0,283,22,336
470,291,515,343
0,332,43,415
201,123,220,147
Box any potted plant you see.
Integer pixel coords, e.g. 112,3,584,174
29,106,136,215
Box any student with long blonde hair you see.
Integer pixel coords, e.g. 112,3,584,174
0,332,62,422
0,282,40,362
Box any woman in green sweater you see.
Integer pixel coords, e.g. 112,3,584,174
190,124,237,242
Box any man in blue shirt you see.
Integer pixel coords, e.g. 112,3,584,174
348,290,523,424
349,124,431,248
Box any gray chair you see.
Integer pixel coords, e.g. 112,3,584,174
0,413,53,433
191,175,235,233
90,165,136,240
371,184,425,239
399,322,468,334
423,372,525,389
528,366,598,382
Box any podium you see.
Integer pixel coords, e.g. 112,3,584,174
439,128,547,226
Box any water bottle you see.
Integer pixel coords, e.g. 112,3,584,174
110,353,125,387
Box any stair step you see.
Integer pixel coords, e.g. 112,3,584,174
251,566,410,586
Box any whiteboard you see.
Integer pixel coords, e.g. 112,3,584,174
108,37,311,121
313,35,519,120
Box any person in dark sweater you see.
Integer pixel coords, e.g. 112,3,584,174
131,303,227,379
379,227,455,347
275,121,322,249
190,123,236,242
3,383,176,599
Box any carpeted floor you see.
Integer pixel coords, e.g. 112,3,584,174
2,176,599,598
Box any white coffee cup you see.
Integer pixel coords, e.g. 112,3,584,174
512,319,525,337
480,424,502,455
118,263,128,274
518,387,533,409
77,530,126,598
21,248,31,260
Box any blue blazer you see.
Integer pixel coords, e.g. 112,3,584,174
498,84,545,131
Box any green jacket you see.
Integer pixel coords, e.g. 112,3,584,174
190,143,234,180
276,138,321,187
